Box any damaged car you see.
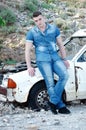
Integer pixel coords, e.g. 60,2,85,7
0,29,86,110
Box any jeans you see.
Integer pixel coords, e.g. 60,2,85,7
37,59,69,109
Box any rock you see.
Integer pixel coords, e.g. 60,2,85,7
25,124,39,130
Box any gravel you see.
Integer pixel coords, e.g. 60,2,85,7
0,100,86,130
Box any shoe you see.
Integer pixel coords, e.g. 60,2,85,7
48,101,57,114
58,107,71,114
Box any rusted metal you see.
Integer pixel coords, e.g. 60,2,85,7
75,67,78,92
75,66,83,92
0,86,7,96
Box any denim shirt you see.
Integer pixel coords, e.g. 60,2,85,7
26,23,61,61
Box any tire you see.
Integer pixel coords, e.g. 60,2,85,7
62,90,66,103
28,81,49,110
28,80,67,110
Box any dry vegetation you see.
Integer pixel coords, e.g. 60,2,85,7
0,0,86,64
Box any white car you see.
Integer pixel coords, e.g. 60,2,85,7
1,29,86,110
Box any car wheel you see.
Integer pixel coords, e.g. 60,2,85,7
62,90,66,103
28,81,49,111
28,81,67,110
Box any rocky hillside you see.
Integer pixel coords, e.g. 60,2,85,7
0,0,86,64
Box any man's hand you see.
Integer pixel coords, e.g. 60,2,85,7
28,67,35,76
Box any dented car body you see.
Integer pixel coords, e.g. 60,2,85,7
1,29,86,109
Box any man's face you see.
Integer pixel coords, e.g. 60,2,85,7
33,15,45,28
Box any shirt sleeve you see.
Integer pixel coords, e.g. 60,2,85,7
26,30,34,43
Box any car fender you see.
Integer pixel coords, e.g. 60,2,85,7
7,68,44,103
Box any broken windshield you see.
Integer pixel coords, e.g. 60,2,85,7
63,37,86,60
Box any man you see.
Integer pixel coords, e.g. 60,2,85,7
25,11,71,114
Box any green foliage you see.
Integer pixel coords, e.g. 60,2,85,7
55,18,70,30
78,1,86,8
5,60,17,65
0,39,3,50
0,44,3,50
29,19,35,25
0,4,16,25
0,39,3,44
0,17,6,26
41,2,51,9
23,0,38,12
1,26,17,35
44,0,56,4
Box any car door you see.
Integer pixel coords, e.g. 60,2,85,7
65,61,76,101
75,50,86,99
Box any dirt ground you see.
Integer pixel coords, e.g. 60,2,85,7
0,101,86,130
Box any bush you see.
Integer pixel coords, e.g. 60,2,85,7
0,3,16,25
44,0,56,4
1,26,17,35
23,0,38,12
5,60,17,65
0,17,6,26
41,2,51,9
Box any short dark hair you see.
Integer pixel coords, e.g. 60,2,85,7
33,11,42,18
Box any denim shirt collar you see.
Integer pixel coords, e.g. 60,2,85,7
34,23,50,33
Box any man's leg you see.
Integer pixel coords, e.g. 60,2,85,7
53,60,70,114
37,61,58,114
53,60,68,108
37,61,58,104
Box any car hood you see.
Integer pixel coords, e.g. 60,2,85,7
72,29,86,38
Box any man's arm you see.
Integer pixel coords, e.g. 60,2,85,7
56,36,66,59
25,41,35,76
56,36,70,68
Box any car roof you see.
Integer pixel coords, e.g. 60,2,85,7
71,29,86,38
